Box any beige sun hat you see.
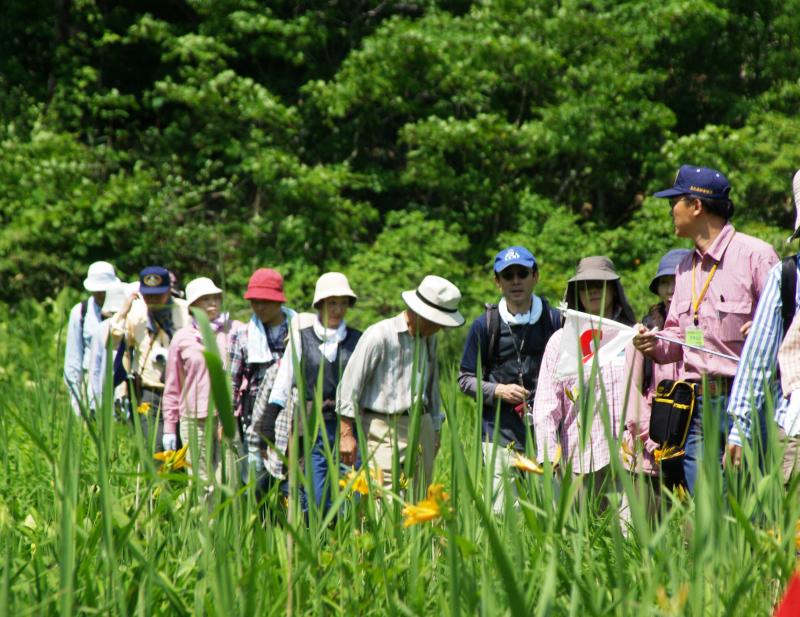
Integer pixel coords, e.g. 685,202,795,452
185,277,223,306
312,272,357,307
401,275,465,328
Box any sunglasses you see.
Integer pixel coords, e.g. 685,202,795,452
499,268,532,281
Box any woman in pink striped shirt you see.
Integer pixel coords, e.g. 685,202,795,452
532,256,636,502
162,277,242,489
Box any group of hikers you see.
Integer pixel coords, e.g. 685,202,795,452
62,164,800,516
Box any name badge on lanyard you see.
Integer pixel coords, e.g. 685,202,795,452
685,327,704,347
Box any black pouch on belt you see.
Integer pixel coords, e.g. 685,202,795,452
648,380,696,460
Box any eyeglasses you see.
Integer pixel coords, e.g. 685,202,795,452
499,268,532,281
669,196,692,208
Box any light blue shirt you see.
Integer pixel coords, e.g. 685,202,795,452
88,319,116,409
63,296,104,408
727,258,800,446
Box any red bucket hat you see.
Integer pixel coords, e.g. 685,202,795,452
244,268,287,302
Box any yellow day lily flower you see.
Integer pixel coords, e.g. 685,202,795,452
339,467,383,496
512,445,562,474
136,402,151,415
401,483,450,528
154,444,190,473
511,453,543,474
654,445,684,463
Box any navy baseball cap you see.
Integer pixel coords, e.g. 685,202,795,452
139,266,171,295
494,246,536,273
649,249,691,294
653,165,731,201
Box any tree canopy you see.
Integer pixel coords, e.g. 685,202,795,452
3,0,800,326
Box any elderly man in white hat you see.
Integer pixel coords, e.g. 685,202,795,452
337,275,464,492
63,261,120,416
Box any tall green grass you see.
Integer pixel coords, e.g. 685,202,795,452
0,306,797,615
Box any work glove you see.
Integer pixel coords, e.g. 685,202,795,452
162,433,178,452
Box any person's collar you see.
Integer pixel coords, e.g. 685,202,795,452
393,312,409,333
695,222,735,262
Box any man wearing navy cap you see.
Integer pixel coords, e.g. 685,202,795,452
633,165,778,494
110,265,190,452
458,246,561,512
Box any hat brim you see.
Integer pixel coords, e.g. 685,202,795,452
313,291,358,308
139,286,171,295
401,290,465,328
84,276,120,292
567,271,619,283
494,259,536,273
244,289,287,302
652,187,686,199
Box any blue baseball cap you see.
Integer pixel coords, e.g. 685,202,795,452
649,249,691,294
139,266,171,295
494,246,536,273
653,165,731,201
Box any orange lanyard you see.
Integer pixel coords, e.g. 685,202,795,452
690,258,718,326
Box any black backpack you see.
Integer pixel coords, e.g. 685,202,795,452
781,255,797,338
483,298,560,378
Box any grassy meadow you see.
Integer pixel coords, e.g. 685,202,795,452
0,299,798,616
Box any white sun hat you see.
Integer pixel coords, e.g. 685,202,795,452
312,272,358,307
185,277,223,306
401,275,465,328
83,261,120,292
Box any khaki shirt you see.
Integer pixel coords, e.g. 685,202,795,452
336,313,442,429
110,298,190,389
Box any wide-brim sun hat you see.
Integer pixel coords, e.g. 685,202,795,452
564,256,638,325
568,256,620,283
244,268,287,302
649,249,692,294
84,261,120,292
185,277,223,306
401,275,465,328
312,272,357,307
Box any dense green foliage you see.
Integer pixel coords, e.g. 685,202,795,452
2,0,800,327
1,297,799,615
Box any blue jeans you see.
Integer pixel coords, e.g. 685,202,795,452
310,415,361,513
682,394,730,495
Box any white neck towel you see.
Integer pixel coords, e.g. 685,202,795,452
247,314,273,363
498,295,542,326
313,316,347,363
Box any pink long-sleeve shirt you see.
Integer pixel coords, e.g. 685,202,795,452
162,319,240,434
650,224,778,379
531,329,626,474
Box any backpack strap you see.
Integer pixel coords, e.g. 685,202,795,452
79,299,88,337
781,255,797,339
483,303,500,379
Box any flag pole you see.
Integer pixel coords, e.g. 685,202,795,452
652,333,739,362
556,305,740,362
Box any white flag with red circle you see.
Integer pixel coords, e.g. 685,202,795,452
554,308,637,379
